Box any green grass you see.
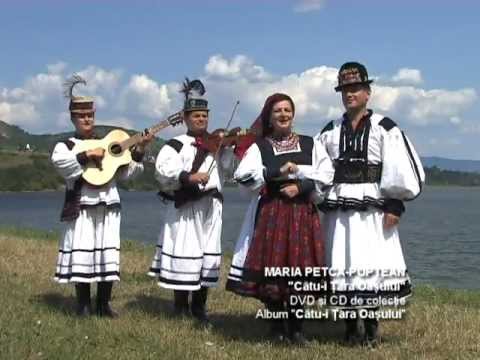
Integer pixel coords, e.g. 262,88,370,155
0,228,479,360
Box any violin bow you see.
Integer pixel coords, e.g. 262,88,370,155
206,100,240,176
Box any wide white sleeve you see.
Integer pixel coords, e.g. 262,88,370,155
297,137,335,185
295,134,335,203
380,127,425,200
155,145,185,192
233,143,265,191
50,142,83,181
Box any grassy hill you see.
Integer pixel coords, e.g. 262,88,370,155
0,227,479,359
0,120,165,191
2,120,480,191
0,150,159,192
422,156,480,173
0,120,165,154
1,148,479,191
2,150,480,191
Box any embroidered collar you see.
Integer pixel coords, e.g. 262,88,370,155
266,133,299,153
342,109,372,131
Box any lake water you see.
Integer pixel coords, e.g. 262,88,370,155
0,187,478,290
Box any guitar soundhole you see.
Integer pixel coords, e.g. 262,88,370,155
110,143,123,155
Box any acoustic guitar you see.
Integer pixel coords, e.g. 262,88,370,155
73,111,183,186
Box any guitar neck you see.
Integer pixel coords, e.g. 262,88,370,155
121,119,171,149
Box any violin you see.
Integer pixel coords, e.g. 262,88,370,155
195,127,261,154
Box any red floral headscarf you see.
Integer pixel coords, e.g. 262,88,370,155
234,93,295,159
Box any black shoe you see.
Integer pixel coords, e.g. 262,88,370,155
173,306,191,317
97,303,119,318
76,307,92,317
193,311,211,328
75,283,92,317
192,311,212,329
344,317,364,346
287,317,307,346
289,331,308,346
96,282,118,318
363,318,380,348
268,320,288,343
191,287,211,328
173,290,190,317
264,300,288,344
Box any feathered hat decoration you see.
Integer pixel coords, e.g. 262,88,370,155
64,74,95,113
181,77,208,112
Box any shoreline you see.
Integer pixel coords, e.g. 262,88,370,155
1,184,480,194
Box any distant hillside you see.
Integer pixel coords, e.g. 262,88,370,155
1,149,479,191
0,151,160,192
2,120,480,190
0,120,165,155
421,156,480,173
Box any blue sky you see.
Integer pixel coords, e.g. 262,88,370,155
1,0,479,159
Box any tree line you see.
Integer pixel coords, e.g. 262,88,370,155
1,151,479,192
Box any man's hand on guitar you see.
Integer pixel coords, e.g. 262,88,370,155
137,129,155,151
188,172,210,186
86,147,105,170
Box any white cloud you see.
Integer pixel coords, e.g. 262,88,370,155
0,101,39,127
204,55,476,131
98,117,134,130
391,68,423,85
119,74,175,118
0,55,477,150
55,111,71,131
77,66,122,95
204,58,342,128
205,54,271,82
371,86,476,126
294,0,327,12
449,116,461,125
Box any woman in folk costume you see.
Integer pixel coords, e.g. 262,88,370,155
51,75,152,317
317,62,425,346
225,93,334,344
148,79,235,327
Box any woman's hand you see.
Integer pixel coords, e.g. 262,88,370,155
280,161,298,175
384,213,400,229
280,183,300,198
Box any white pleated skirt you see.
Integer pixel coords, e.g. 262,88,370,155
148,196,222,291
323,208,411,299
54,205,121,284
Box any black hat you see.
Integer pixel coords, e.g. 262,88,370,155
335,62,373,92
181,78,209,112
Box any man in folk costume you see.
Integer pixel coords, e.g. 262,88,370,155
51,75,152,317
316,62,425,346
148,79,235,326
